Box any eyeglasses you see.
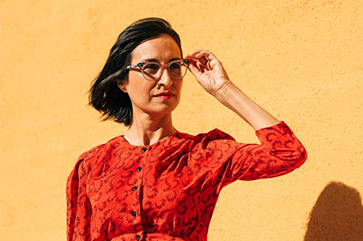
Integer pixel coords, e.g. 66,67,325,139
126,59,189,81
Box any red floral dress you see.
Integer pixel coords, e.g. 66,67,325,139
66,121,307,241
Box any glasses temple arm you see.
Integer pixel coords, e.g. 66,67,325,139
126,62,145,69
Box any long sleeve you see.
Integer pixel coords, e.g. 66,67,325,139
64,122,307,240
193,121,308,194
66,153,92,241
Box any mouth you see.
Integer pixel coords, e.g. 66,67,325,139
153,94,175,99
153,92,175,98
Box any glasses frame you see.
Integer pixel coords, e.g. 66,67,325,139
126,58,189,81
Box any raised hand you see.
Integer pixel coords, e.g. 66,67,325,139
185,50,233,96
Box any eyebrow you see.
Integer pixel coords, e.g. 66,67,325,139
141,58,182,63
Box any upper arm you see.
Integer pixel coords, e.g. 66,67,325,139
66,153,93,241
195,121,308,194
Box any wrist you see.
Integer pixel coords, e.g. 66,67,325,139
214,81,236,102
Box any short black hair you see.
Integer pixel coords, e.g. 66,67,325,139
88,17,183,126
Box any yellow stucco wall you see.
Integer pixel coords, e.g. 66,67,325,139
1,0,363,240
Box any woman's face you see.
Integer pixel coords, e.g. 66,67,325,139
117,34,183,118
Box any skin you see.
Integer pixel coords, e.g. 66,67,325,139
117,34,183,146
117,34,280,146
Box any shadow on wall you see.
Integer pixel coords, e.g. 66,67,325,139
304,182,363,241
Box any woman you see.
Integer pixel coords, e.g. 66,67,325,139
66,17,308,241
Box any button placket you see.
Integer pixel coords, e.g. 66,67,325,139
136,146,147,173
131,145,153,229
131,147,148,221
132,165,141,218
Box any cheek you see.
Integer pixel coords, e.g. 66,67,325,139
176,79,183,93
127,75,154,102
173,80,183,103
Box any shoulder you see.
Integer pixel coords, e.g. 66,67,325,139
78,143,106,162
201,128,235,140
69,135,122,177
69,144,105,178
77,134,124,163
190,128,236,143
176,128,236,152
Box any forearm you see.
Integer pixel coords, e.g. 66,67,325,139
214,82,280,131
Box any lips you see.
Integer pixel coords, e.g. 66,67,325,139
153,92,175,97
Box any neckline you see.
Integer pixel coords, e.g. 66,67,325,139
119,131,182,148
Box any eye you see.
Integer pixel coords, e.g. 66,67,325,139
169,62,182,70
143,63,160,74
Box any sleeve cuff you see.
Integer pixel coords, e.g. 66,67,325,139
255,120,287,134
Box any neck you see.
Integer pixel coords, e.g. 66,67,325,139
124,110,177,146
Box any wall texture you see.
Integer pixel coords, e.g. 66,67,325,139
1,0,362,240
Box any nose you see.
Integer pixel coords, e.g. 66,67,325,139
158,67,173,87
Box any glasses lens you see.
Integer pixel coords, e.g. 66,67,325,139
142,63,161,80
168,60,187,79
141,60,187,81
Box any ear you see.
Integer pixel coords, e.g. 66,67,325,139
117,80,128,93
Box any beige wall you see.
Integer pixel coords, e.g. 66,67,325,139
1,0,363,240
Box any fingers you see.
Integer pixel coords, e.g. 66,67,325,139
185,50,215,72
187,62,203,78
185,50,218,62
187,58,206,75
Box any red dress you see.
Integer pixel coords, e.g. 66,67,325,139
66,121,307,241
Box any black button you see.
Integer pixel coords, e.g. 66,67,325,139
141,147,147,152
136,167,142,172
132,186,137,191
136,235,141,240
131,211,137,216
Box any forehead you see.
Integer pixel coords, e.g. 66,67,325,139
131,34,181,62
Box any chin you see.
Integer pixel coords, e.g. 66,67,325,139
148,103,179,115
